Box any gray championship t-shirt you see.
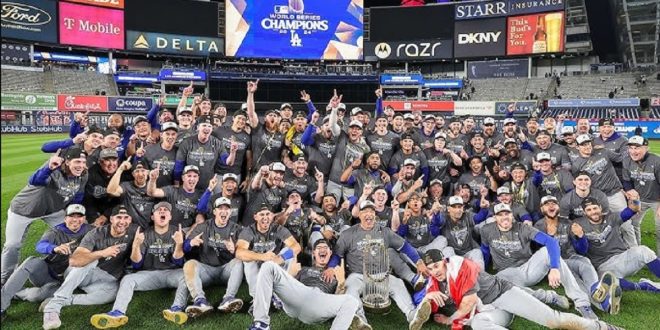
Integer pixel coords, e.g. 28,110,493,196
536,170,574,201
622,153,660,203
143,143,177,187
571,149,622,196
440,211,480,256
424,149,452,185
297,266,337,294
250,123,284,171
139,225,180,270
367,131,400,169
401,215,432,249
333,224,405,275
41,223,93,278
328,133,371,184
212,126,251,175
176,135,226,190
574,213,629,268
242,184,287,226
534,218,577,259
559,189,610,220
238,223,293,255
480,222,540,271
78,225,137,279
119,182,156,229
162,186,204,228
188,220,242,267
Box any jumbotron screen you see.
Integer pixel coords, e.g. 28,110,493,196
225,0,364,60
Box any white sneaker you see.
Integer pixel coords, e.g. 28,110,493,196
640,278,660,290
409,299,432,330
43,312,61,330
349,315,372,330
38,298,52,313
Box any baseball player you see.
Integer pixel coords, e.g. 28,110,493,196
410,250,622,330
244,80,285,172
309,193,353,248
434,196,487,269
423,132,463,190
525,129,572,170
480,203,598,319
622,136,660,253
42,205,136,330
211,110,252,184
388,133,429,181
487,186,533,225
147,165,205,229
283,155,325,205
327,200,428,327
243,162,288,226
2,147,88,286
142,121,178,187
248,239,368,330
106,158,156,229
1,205,91,317
506,162,541,220
573,197,660,296
197,173,244,224
235,204,302,305
89,202,185,329
532,152,575,201
392,160,426,204
534,196,611,312
498,138,534,175
366,112,400,169
340,151,392,200
560,171,610,220
162,197,245,323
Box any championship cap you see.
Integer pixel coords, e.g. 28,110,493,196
265,109,281,117
99,148,119,160
359,200,376,210
63,146,86,160
223,173,239,182
66,204,86,216
178,106,193,114
161,121,178,132
598,118,614,126
401,133,415,141
580,197,601,209
561,126,575,135
403,113,415,121
294,110,307,119
240,103,248,111
133,158,148,171
338,103,347,110
153,201,172,212
448,196,463,206
504,138,518,147
233,110,248,119
497,186,511,195
503,118,517,125
576,134,592,145
483,117,495,125
133,115,148,126
348,120,363,129
423,114,436,122
103,128,121,137
183,165,200,174
422,249,445,265
313,239,330,249
351,107,366,116
287,189,302,198
269,162,286,172
160,107,175,116
280,103,293,110
540,195,558,205
111,204,129,217
256,203,271,212
213,197,232,208
494,203,512,214
510,162,527,171
434,132,447,140
429,179,443,186
197,115,213,126
536,152,551,162
627,135,648,147
403,158,417,167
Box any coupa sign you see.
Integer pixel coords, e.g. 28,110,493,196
1,0,57,42
365,40,453,61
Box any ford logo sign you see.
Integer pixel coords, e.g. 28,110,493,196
1,2,51,26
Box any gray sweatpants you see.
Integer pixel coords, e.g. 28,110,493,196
470,286,605,330
1,209,64,284
181,258,243,305
113,269,186,313
43,260,118,314
564,255,599,296
607,191,637,248
630,201,660,255
596,245,657,278
254,261,360,329
245,259,292,298
495,248,590,308
345,272,416,322
1,257,59,311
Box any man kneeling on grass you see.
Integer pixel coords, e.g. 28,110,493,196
409,249,623,330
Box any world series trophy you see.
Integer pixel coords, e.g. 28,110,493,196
361,235,391,314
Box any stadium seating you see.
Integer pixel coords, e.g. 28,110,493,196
650,107,660,119
468,77,530,101
1,68,46,93
541,107,640,119
556,74,637,99
52,69,117,96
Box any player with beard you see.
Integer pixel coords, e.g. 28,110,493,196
574,197,660,297
274,190,324,254
84,148,121,226
498,138,534,175
243,162,288,226
107,158,156,230
283,155,324,205
525,117,541,142
593,119,628,179
403,113,416,132
165,197,245,322
301,103,341,179
125,116,154,159
174,115,237,191
3,147,88,286
623,136,660,252
283,110,310,163
245,80,285,173
500,118,521,143
532,152,574,201
507,162,541,220
576,118,593,136
480,203,598,319
148,165,205,230
456,156,496,202
42,126,104,168
434,196,487,269
481,117,504,148
467,132,499,163
388,133,428,182
535,196,613,313
236,205,302,308
424,133,463,192
42,205,136,330
486,186,533,225
310,194,353,248
410,250,623,330
327,200,430,328
559,126,579,154
341,151,391,199
212,109,251,184
1,205,91,317
143,122,178,187
248,239,368,330
392,159,426,204
89,203,185,329
560,171,611,220
198,173,244,224
523,130,572,171
366,112,400,168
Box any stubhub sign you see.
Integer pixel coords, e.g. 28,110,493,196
126,30,224,56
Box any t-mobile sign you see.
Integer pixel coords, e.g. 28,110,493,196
59,2,124,49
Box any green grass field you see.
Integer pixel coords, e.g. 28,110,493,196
1,134,659,330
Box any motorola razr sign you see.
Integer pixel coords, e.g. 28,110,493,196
1,0,58,43
364,40,453,61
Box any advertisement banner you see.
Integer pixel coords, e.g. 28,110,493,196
467,58,529,79
59,2,124,49
495,100,537,114
125,0,219,38
507,11,565,55
1,125,68,133
423,79,464,88
158,69,206,81
380,74,424,85
57,94,108,112
455,0,508,20
454,17,506,58
114,73,158,84
226,0,363,60
1,42,31,63
370,5,454,42
454,101,496,116
35,110,72,126
1,0,58,43
64,0,124,9
126,31,223,56
383,100,454,112
509,0,565,15
1,112,18,121
364,40,452,61
1,92,57,110
153,95,194,107
108,97,153,112
563,120,660,139
548,98,640,108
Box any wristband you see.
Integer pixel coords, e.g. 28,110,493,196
280,248,294,261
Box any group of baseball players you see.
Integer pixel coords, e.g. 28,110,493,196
1,80,659,330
